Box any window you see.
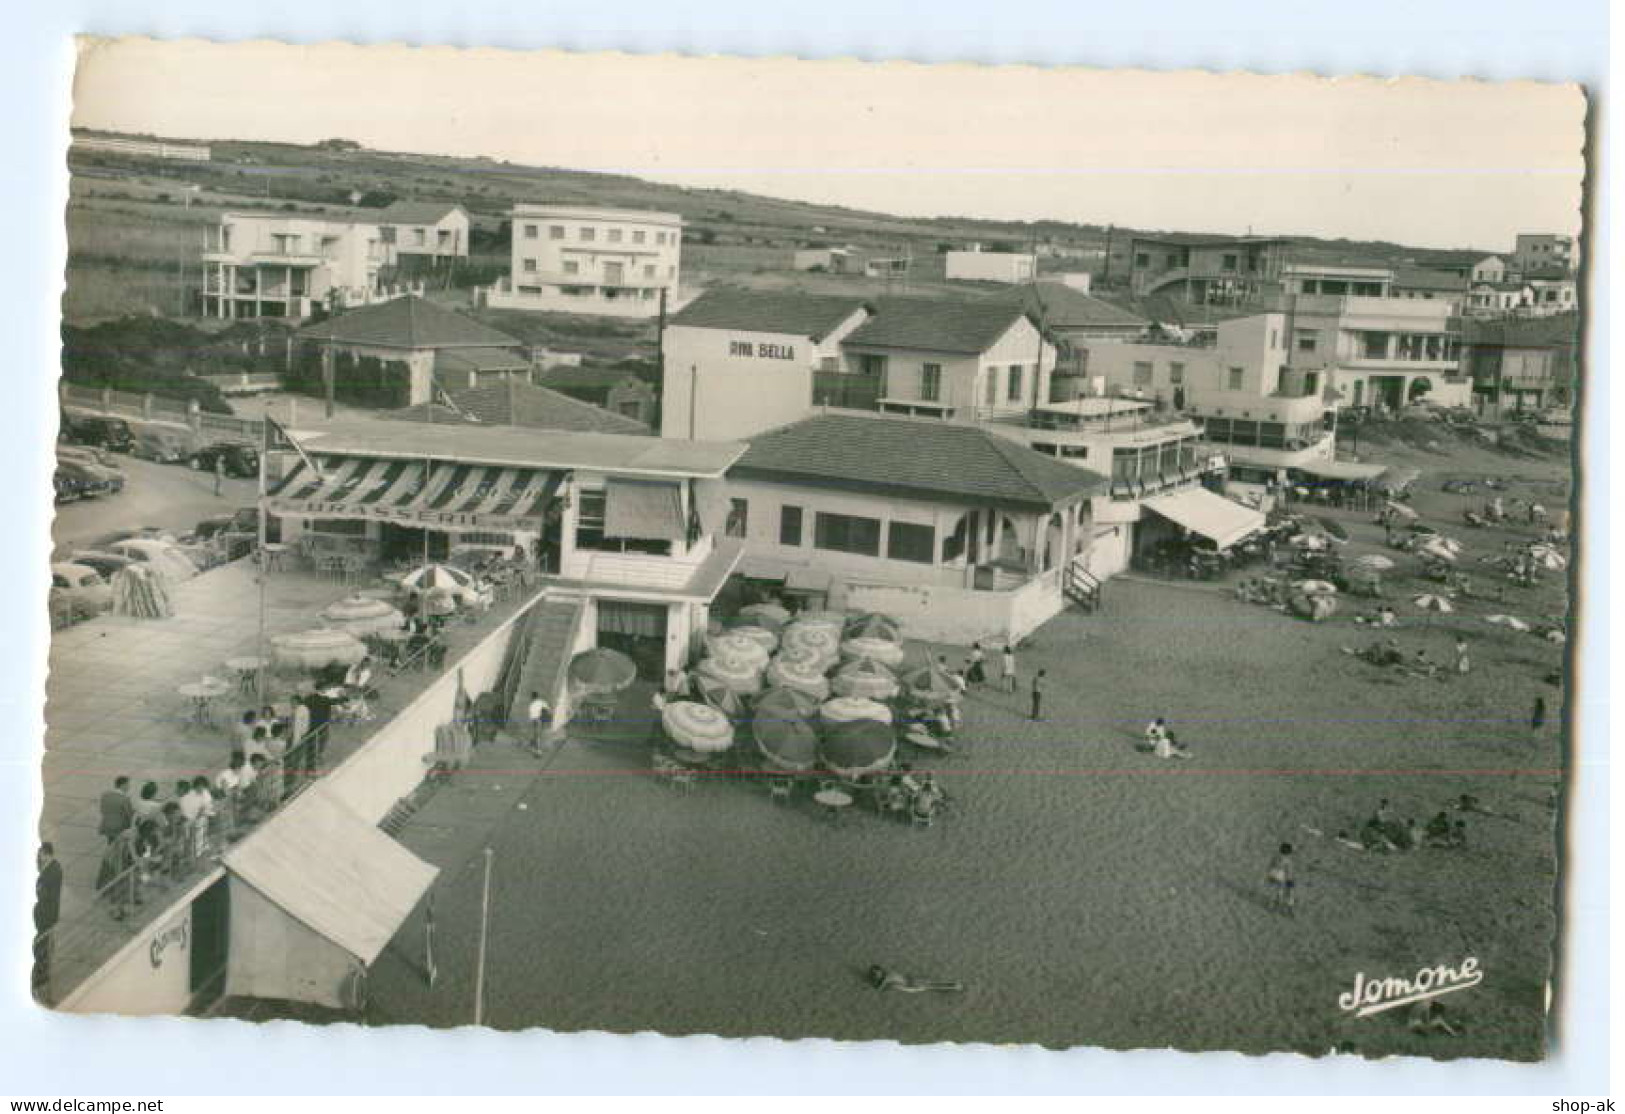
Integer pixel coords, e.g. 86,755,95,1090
580,227,596,242
608,228,623,243
412,229,427,246
984,369,997,407
725,498,748,538
1362,331,1389,359
815,512,882,557
779,505,803,546
549,225,565,240
1006,364,1023,401
1169,362,1185,385
632,230,646,244
523,224,539,239
522,258,538,273
887,521,935,564
1132,361,1153,386
857,354,887,378
1227,367,1245,390
921,363,942,402
563,260,579,275
1221,253,1238,272
1134,252,1150,268
1295,330,1319,354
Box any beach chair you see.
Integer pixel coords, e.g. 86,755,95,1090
767,777,794,805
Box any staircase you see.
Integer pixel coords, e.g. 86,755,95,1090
1063,558,1102,612
505,597,586,732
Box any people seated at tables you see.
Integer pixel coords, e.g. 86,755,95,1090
133,781,163,822
344,656,376,721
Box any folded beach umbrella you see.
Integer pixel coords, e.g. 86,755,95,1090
819,718,897,779
844,613,902,643
730,624,780,655
1528,548,1566,571
568,647,637,694
1385,501,1419,520
1485,614,1531,632
764,655,831,700
820,696,894,728
832,657,901,701
662,700,734,754
706,631,771,670
1351,554,1396,572
1417,539,1458,563
840,636,907,669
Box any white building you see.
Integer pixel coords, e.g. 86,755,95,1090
201,212,415,320
1285,295,1471,412
377,201,471,260
1471,256,1508,284
945,250,1038,284
1512,233,1577,275
484,205,682,318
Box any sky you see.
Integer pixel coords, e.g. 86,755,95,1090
70,38,1587,252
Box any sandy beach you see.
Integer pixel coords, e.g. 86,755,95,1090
365,439,1569,1061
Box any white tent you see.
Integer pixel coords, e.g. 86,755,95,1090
222,787,438,1010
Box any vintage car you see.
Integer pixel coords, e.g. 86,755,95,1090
49,561,113,619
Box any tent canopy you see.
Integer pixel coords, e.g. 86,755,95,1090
224,787,438,967
604,478,686,541
1144,487,1266,550
1297,459,1389,482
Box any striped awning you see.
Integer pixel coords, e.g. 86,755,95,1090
267,455,565,531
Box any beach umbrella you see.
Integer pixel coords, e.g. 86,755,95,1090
1288,593,1338,622
1351,554,1396,573
1529,549,1567,571
730,624,780,655
1418,540,1458,564
321,595,404,637
1411,593,1455,626
1386,501,1419,520
1293,579,1339,597
1529,543,1565,560
399,563,476,596
756,685,821,724
661,700,734,754
1433,536,1465,554
1315,517,1350,543
736,602,791,631
840,636,907,668
845,613,902,643
706,631,771,670
899,661,959,707
820,696,894,728
271,628,368,672
780,624,840,664
832,657,901,701
820,719,896,780
763,655,832,700
568,647,637,694
1288,534,1329,552
751,701,820,772
697,654,764,696
693,674,745,719
1485,614,1531,632
775,642,832,672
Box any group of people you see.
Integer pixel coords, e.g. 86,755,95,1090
1344,636,1471,679
1143,717,1190,760
1329,797,1476,855
874,764,948,825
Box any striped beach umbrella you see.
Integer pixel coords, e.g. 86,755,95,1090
840,636,907,669
764,655,831,700
832,657,901,701
730,624,780,655
844,613,902,643
697,654,764,696
820,696,894,728
735,602,791,631
662,700,734,754
706,631,771,670
781,624,840,664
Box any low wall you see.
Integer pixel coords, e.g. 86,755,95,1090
836,570,1063,646
56,874,215,1017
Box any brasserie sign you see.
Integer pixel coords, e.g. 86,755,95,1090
266,497,542,532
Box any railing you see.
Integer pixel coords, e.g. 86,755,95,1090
1063,557,1101,611
34,728,328,1007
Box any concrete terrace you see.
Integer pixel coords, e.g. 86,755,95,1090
40,559,540,996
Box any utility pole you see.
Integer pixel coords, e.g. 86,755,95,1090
473,847,494,1027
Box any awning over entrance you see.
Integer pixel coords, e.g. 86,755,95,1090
222,788,438,1008
1297,459,1389,482
267,455,564,531
1144,487,1266,550
604,478,685,541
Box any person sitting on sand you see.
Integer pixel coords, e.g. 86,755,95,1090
1409,1000,1462,1036
1145,717,1169,751
1450,819,1468,849
867,965,964,994
1425,811,1454,847
1359,818,1399,853
1154,727,1190,760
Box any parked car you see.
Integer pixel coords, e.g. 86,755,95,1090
60,413,134,453
131,427,192,464
66,551,133,581
50,562,113,618
55,458,116,498
57,446,127,494
53,469,86,504
188,442,259,478
108,538,200,583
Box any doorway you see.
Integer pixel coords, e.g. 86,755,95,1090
189,876,230,1011
596,599,669,681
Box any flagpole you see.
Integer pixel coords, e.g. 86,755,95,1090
473,846,493,1026
256,402,270,707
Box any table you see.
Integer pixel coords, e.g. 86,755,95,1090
260,543,289,572
813,787,854,823
178,678,231,728
225,655,268,696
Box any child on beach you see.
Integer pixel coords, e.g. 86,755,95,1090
1265,843,1295,915
966,643,986,686
1000,643,1016,693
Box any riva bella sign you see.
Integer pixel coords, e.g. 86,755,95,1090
729,339,797,360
